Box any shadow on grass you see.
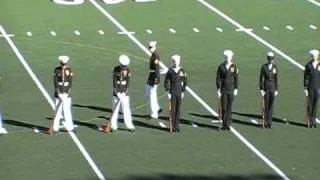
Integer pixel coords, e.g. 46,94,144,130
120,173,285,180
4,119,49,134
72,104,220,132
189,112,261,128
73,104,112,113
232,111,307,128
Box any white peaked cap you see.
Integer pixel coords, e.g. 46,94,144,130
172,54,181,63
149,41,157,47
223,50,233,60
119,55,130,65
267,51,275,57
58,55,70,64
309,49,319,58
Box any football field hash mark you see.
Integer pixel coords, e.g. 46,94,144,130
50,31,56,36
26,31,32,36
98,30,105,35
74,30,81,35
263,26,270,31
309,24,317,30
216,27,223,32
169,28,176,34
146,29,152,34
193,27,200,32
285,25,294,31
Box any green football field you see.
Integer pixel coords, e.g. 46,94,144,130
1,0,320,179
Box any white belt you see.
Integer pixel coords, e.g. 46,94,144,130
58,82,69,86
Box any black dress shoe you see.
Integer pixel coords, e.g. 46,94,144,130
129,129,135,133
158,108,163,114
226,126,230,131
313,124,317,128
221,127,227,131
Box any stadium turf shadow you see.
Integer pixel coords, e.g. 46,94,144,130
4,119,48,134
232,111,307,128
72,104,113,113
121,173,285,180
189,112,261,128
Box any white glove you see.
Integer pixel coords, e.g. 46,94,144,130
181,92,184,99
217,89,222,98
168,93,171,99
304,89,308,96
260,90,265,96
58,93,68,101
116,92,123,100
274,91,278,96
234,89,238,96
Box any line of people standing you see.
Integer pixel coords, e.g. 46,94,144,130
46,46,320,134
2,43,318,135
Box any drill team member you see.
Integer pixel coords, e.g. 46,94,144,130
260,52,278,128
0,66,7,135
146,41,162,119
51,55,75,134
304,49,320,128
216,50,239,131
164,55,187,132
111,55,135,132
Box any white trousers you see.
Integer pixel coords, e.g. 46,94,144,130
53,96,74,131
145,84,161,118
111,95,135,130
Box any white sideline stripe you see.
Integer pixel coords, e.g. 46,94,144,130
198,0,304,71
88,2,292,180
307,0,320,7
0,34,14,37
117,31,135,35
197,1,291,180
250,119,259,125
0,25,106,180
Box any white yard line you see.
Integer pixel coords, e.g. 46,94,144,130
307,0,320,7
0,25,106,180
88,1,290,180
197,1,292,180
198,0,304,70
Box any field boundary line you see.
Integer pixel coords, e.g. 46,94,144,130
0,25,106,180
307,0,320,7
198,0,305,70
88,1,290,180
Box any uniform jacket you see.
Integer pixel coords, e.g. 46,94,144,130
113,65,131,95
147,51,160,85
216,62,239,92
54,65,73,97
304,60,320,90
260,63,278,92
164,67,187,95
